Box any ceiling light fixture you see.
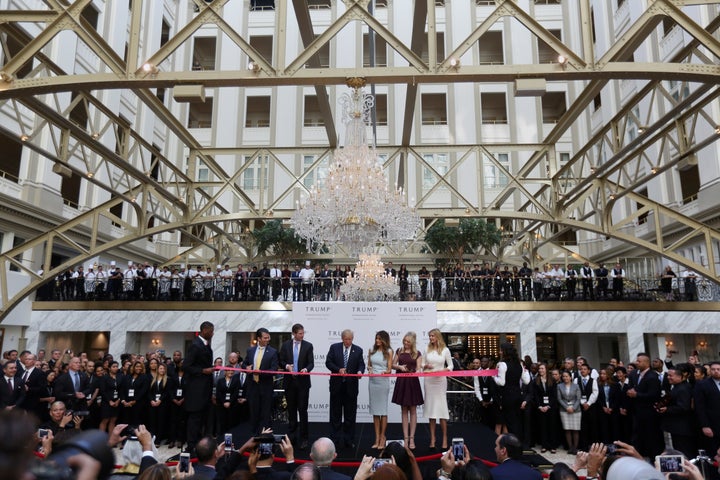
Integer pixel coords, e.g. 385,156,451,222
142,63,159,75
449,57,461,69
248,61,261,73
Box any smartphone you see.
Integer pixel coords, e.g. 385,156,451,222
73,410,90,417
372,459,390,472
38,428,49,438
224,433,233,452
179,452,190,473
259,443,274,455
273,434,285,443
656,455,684,473
605,443,617,455
385,439,405,447
452,438,465,461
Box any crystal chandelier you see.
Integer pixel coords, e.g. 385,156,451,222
290,78,420,255
340,253,399,301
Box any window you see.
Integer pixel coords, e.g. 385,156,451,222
160,19,170,47
662,17,677,36
422,153,449,193
60,172,81,207
374,94,388,126
150,146,160,181
481,92,507,124
303,155,328,189
537,29,562,63
478,31,503,65
420,32,445,63
0,132,22,183
245,96,271,127
69,91,88,128
591,8,596,44
303,95,324,126
679,164,700,203
243,155,269,190
307,0,331,8
637,188,648,225
483,153,509,188
541,91,566,123
249,35,273,65
250,0,275,10
192,37,216,70
421,93,447,125
9,235,25,272
305,34,330,68
109,195,123,227
559,152,570,166
188,97,214,128
593,93,602,111
81,4,99,30
668,80,690,102
363,32,387,67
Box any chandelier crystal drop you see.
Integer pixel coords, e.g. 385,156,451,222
290,79,420,255
340,254,399,301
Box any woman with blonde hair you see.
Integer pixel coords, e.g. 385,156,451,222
391,331,424,449
368,330,393,449
148,362,170,445
423,328,453,449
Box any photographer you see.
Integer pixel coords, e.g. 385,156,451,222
41,400,83,436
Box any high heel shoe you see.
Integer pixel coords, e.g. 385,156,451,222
408,437,416,450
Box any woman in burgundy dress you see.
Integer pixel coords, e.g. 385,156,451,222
392,331,424,449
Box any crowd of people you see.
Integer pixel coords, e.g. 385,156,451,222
3,325,720,479
35,260,704,303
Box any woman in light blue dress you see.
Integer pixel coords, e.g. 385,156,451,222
368,330,393,449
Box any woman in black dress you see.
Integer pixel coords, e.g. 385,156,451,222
532,363,558,453
660,265,676,301
494,342,530,440
391,331,424,450
99,360,121,434
147,362,171,444
119,360,149,425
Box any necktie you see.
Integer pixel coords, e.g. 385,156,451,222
582,378,587,388
22,370,29,383
7,377,13,393
343,347,349,369
72,372,80,391
293,342,300,372
254,347,264,382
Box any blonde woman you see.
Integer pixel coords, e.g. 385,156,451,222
422,328,453,449
368,330,393,449
391,331,424,449
148,362,170,444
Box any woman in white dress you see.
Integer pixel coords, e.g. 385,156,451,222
368,330,393,449
422,328,453,449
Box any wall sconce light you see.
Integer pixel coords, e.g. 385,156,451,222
665,340,673,347
151,338,161,346
698,341,708,349
448,57,461,69
142,63,159,75
248,61,261,73
557,55,568,68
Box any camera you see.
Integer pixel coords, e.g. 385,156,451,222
372,459,391,472
656,455,683,473
38,428,49,438
253,434,284,444
452,438,464,461
179,452,191,473
70,410,90,417
605,443,617,455
385,439,404,447
258,443,274,456
120,425,138,440
30,430,114,480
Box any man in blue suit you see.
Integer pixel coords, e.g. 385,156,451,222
491,433,542,480
243,327,279,434
325,329,365,449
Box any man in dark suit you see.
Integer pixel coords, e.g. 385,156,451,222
491,433,542,480
192,436,225,480
325,329,365,448
279,323,314,449
243,327,279,434
183,320,215,455
0,361,25,409
695,360,720,454
17,352,46,421
658,366,696,459
53,356,91,411
309,437,351,480
626,352,663,458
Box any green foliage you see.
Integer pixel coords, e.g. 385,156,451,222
423,218,501,265
251,219,307,263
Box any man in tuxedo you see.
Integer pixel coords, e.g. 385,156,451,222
17,352,46,421
695,360,720,454
0,361,25,409
243,327,279,434
279,323,314,449
325,329,365,448
626,352,663,458
658,366,696,458
183,320,215,455
53,356,91,411
491,433,542,480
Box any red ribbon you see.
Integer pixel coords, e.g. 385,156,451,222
216,366,498,378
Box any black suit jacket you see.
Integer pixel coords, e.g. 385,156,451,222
661,381,695,436
182,336,214,412
695,377,720,435
318,466,352,480
326,342,365,396
491,459,543,480
629,369,661,418
278,339,314,389
17,367,46,413
254,466,291,480
242,345,279,392
54,370,91,407
597,382,621,411
0,376,25,408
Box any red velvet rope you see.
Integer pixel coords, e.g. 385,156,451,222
216,366,498,378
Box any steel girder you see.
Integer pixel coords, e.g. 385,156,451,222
0,0,720,321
